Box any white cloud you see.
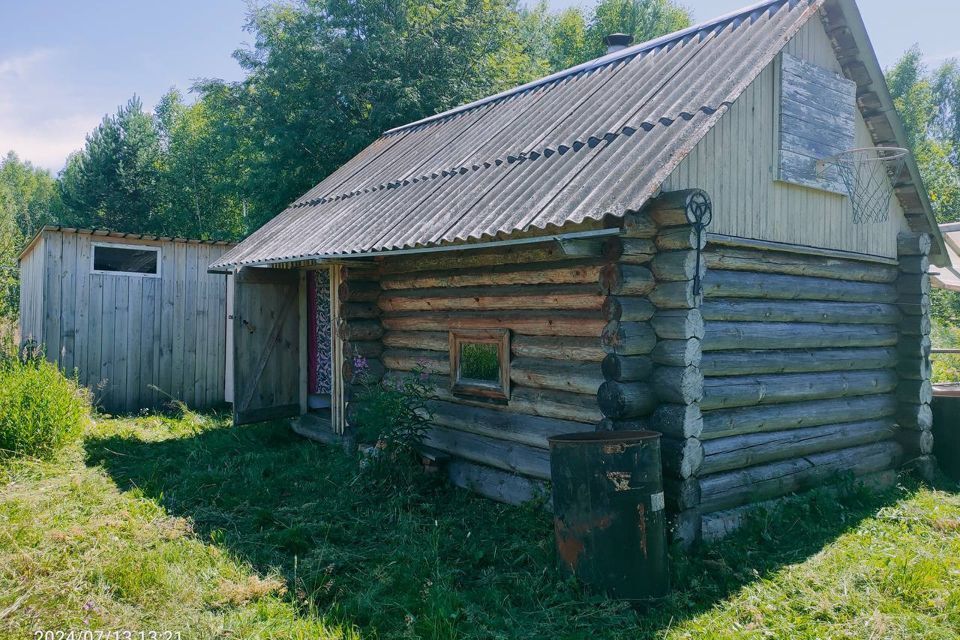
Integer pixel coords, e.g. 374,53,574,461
0,113,100,172
0,48,57,78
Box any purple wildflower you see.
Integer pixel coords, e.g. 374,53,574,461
353,355,369,374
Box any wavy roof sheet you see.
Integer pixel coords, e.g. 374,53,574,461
213,0,822,270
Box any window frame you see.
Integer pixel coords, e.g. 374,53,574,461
91,242,162,278
448,328,510,402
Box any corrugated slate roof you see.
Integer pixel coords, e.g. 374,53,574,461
213,0,823,270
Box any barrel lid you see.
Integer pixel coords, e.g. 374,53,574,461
934,384,960,398
548,430,661,445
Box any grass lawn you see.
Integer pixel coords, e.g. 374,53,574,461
2,412,960,639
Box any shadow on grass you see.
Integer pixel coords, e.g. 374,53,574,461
84,419,919,639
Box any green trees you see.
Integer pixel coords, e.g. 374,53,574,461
0,153,61,324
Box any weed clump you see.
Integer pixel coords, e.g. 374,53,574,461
0,348,91,459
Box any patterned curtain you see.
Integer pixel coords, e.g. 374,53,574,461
307,270,333,395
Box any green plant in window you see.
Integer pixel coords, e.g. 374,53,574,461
459,342,500,382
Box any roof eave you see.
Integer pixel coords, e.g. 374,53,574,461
824,0,949,266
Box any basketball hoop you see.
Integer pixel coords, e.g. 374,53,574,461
816,146,909,224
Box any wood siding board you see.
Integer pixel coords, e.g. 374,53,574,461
127,277,143,411
59,233,78,373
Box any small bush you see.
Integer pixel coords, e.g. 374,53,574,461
0,353,91,459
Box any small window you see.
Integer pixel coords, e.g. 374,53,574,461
449,329,510,401
92,244,160,276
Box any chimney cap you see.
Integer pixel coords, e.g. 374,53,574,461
603,33,635,53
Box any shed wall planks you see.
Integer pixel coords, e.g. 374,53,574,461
662,18,909,259
18,230,232,414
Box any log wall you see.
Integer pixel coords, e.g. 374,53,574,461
371,240,608,498
686,242,906,541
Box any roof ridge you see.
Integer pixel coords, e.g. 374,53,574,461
383,0,790,136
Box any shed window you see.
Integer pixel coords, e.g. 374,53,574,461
449,329,510,401
93,244,160,276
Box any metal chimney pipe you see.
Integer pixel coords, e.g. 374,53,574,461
603,33,635,55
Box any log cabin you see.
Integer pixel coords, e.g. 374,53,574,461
210,0,948,544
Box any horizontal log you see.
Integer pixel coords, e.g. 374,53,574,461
377,284,603,313
697,441,903,512
510,357,604,396
342,357,385,384
701,299,900,325
700,369,898,411
701,347,898,377
651,250,705,282
424,426,551,479
447,458,547,506
600,264,656,296
662,437,704,479
664,477,701,511
338,264,378,281
897,232,931,256
387,372,601,424
897,403,934,431
597,417,651,431
898,294,930,316
704,245,899,283
509,386,603,424
653,366,704,404
381,242,596,275
897,356,932,381
651,339,702,367
652,403,704,439
601,321,657,355
897,379,934,405
648,189,708,227
651,309,704,339
669,509,702,548
382,311,606,337
896,428,934,457
428,399,592,449
656,225,705,251
648,280,701,309
900,314,932,337
601,354,654,382
703,322,898,351
511,335,606,362
383,330,447,351
344,340,384,358
703,270,898,302
381,260,605,290
898,335,932,360
700,419,896,475
339,319,383,342
382,349,450,375
897,273,931,296
622,211,658,238
602,296,656,322
597,380,657,419
602,236,656,264
899,255,930,274
338,280,381,302
341,302,380,320
699,469,899,542
701,393,898,440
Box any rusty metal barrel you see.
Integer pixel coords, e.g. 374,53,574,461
933,384,960,481
548,430,668,600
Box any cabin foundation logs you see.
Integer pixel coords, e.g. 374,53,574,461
894,232,935,476
600,189,707,546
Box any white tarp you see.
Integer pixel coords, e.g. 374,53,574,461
931,223,960,292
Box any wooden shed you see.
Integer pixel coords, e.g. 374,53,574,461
18,227,235,414
211,0,946,544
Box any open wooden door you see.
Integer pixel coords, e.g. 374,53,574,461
232,267,300,425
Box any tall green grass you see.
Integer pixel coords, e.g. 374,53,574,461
0,350,91,459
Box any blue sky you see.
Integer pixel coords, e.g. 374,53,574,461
1,0,957,172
